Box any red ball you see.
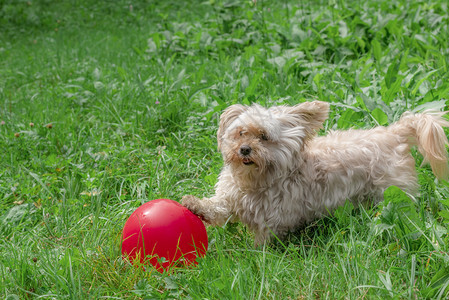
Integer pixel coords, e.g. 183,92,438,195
121,199,208,272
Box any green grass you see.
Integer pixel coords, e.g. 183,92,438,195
1,0,449,298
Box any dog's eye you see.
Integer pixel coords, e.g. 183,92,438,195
260,133,268,141
239,131,243,136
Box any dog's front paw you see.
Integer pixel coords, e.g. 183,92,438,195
182,195,214,224
181,195,203,215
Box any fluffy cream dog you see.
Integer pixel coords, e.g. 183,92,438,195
182,101,449,246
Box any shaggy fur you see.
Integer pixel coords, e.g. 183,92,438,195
182,101,449,246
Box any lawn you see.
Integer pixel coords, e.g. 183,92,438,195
1,0,449,298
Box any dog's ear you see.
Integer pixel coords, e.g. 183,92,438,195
217,104,247,149
286,101,330,139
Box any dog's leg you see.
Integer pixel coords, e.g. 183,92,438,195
254,230,271,248
253,224,290,247
181,195,232,226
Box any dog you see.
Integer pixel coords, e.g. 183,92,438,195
182,101,449,246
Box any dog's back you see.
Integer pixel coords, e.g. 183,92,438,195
306,110,449,203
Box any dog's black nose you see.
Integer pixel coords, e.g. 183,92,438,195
240,145,252,156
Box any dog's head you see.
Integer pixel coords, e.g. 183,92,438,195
217,101,329,174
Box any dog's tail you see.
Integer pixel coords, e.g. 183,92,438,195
389,110,449,180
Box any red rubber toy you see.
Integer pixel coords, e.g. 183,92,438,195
121,199,208,272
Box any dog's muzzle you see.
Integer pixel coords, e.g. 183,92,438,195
239,145,254,165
